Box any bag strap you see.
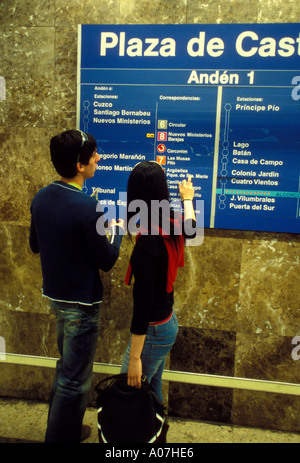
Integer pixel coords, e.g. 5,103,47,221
95,373,124,393
95,373,148,393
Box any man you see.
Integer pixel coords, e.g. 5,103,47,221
29,130,123,442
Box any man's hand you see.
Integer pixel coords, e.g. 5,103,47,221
110,218,125,229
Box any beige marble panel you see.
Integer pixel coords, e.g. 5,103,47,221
0,27,55,128
257,0,300,23
0,310,57,356
233,331,300,431
0,0,55,26
235,332,300,383
0,127,57,223
174,230,243,331
53,84,77,129
120,0,187,24
187,0,259,24
55,27,77,85
0,27,54,79
0,309,56,400
237,234,300,336
0,364,54,402
188,0,300,25
0,223,47,314
53,26,78,128
169,326,236,422
0,80,54,128
54,0,119,26
232,389,300,432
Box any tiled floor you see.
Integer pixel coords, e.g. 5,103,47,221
0,397,299,444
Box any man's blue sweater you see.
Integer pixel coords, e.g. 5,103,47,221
30,181,122,305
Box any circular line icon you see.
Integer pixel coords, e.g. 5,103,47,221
157,144,166,153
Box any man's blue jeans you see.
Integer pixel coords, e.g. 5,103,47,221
120,312,178,401
45,300,100,443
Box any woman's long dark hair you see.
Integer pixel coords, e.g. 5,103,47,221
126,161,179,237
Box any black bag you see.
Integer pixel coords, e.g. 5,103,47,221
95,373,169,443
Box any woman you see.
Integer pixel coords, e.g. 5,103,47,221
121,161,196,401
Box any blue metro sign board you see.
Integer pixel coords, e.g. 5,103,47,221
77,24,300,233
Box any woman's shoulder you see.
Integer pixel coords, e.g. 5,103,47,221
132,234,167,271
134,234,166,255
136,233,164,245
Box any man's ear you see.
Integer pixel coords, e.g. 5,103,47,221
76,162,85,173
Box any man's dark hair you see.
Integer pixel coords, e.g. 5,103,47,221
50,130,97,178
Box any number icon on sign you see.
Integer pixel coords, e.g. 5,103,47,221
157,132,167,141
158,120,168,129
156,156,166,165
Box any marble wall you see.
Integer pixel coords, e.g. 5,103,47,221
0,0,300,433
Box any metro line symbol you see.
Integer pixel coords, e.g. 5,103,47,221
157,131,167,141
156,155,166,165
157,144,166,153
